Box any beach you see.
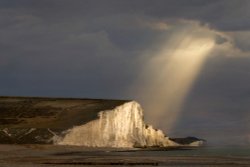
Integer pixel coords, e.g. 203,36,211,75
1,144,250,167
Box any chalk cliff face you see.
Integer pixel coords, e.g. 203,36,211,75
56,101,177,148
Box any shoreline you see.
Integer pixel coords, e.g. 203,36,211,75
1,144,250,166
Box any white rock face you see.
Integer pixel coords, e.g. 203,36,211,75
56,101,177,148
188,140,205,147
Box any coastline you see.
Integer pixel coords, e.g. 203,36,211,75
1,144,250,166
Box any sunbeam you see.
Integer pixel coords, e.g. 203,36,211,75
135,31,215,133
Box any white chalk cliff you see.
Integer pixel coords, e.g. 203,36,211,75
55,101,177,148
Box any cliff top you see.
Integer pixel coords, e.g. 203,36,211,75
0,96,129,129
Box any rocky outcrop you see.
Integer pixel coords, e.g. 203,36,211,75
56,101,176,147
170,137,206,147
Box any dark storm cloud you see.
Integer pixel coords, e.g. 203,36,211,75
0,1,148,98
142,0,250,31
2,0,250,31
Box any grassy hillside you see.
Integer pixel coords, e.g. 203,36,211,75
0,96,129,144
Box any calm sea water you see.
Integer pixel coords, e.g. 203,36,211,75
137,146,250,157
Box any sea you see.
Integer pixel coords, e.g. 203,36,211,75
1,144,250,166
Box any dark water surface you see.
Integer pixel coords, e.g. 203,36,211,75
1,144,250,166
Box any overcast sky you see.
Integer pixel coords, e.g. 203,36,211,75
1,0,250,146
